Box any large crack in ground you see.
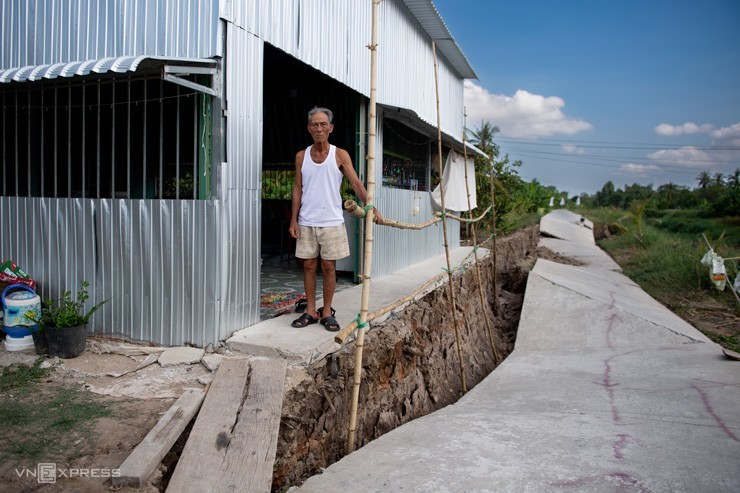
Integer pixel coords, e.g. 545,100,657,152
273,226,541,490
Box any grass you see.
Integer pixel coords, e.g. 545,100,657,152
0,357,51,392
0,360,112,462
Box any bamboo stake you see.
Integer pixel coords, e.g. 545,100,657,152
347,0,380,455
461,111,499,364
490,154,499,314
432,41,467,394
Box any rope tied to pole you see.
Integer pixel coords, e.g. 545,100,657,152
363,204,374,213
354,314,368,329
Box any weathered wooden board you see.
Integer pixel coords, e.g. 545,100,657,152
166,358,250,492
113,388,205,487
220,358,288,492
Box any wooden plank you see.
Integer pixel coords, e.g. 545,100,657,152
166,358,250,493
113,388,206,487
220,358,288,493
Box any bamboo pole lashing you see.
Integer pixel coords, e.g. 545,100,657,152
432,40,467,394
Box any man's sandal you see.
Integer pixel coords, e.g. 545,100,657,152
291,312,319,328
320,314,340,332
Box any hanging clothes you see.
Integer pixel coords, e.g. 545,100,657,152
430,149,477,212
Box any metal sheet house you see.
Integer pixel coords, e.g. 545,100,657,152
0,0,479,346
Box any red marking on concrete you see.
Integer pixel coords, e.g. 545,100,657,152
612,433,630,459
600,355,621,424
691,383,739,442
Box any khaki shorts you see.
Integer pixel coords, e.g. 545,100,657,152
296,224,350,260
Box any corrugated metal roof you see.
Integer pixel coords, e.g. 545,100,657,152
0,55,217,83
402,0,477,79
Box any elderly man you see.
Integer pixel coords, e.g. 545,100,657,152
289,106,382,331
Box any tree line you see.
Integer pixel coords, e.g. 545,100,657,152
467,121,739,227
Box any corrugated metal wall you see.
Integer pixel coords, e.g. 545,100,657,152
0,0,226,346
218,23,264,335
378,0,464,140
0,197,221,346
220,0,462,140
0,0,219,67
372,111,459,278
0,0,470,345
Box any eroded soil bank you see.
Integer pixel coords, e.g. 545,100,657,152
273,226,540,490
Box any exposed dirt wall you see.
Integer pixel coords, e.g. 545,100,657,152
273,226,540,490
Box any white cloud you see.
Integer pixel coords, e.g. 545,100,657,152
646,146,712,168
562,144,585,155
619,163,661,175
711,122,740,147
654,122,714,136
463,81,592,138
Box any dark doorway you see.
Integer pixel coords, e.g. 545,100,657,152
260,44,363,318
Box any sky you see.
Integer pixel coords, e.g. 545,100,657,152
432,0,740,196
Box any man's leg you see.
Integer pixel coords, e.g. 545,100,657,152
320,258,337,318
302,257,320,319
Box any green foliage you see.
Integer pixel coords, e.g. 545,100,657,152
0,358,51,392
467,121,561,235
587,168,739,215
262,171,294,200
37,281,108,329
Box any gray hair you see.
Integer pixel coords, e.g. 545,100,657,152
308,106,333,124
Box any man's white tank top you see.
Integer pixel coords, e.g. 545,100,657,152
298,145,345,227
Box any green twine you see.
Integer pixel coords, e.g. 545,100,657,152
363,204,374,213
355,314,368,329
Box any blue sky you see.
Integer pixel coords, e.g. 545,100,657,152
433,0,740,196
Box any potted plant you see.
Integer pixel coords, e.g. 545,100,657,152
36,281,108,358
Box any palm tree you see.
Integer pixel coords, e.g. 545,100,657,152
728,168,740,189
696,171,711,189
713,172,725,187
468,122,500,159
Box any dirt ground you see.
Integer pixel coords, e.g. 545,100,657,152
0,339,217,492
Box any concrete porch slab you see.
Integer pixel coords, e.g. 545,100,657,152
226,246,486,365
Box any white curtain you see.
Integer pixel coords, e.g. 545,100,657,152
431,149,477,212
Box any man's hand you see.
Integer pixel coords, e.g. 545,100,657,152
289,220,300,239
371,207,384,224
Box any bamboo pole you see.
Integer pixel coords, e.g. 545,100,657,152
461,112,499,364
432,41,467,394
345,199,442,229
345,199,491,227
490,154,499,314
346,0,380,455
434,206,492,223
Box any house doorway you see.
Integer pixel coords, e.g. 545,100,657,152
259,44,363,319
